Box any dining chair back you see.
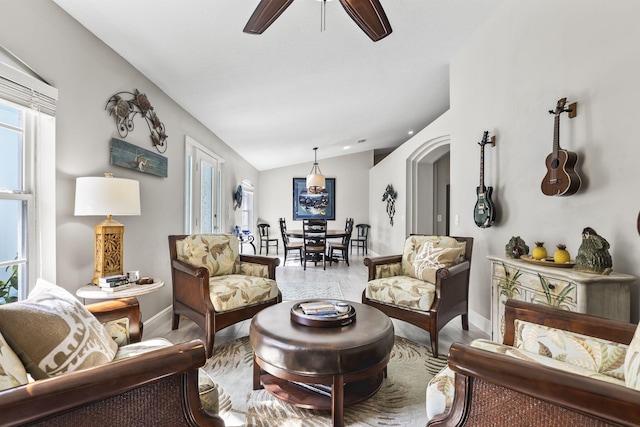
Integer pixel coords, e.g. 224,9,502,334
302,218,327,270
329,217,354,266
351,223,370,255
279,218,302,265
257,223,279,255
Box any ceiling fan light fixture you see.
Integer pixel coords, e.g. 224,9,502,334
306,147,326,194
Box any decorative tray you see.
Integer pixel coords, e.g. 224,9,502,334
290,300,356,328
519,255,575,268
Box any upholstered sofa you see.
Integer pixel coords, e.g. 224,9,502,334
363,235,473,357
427,299,640,427
0,279,224,426
169,234,281,357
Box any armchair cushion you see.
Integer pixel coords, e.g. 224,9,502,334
514,319,628,381
0,278,117,380
624,323,640,390
176,234,241,276
0,330,28,391
401,236,465,282
102,317,131,347
366,276,436,313
209,274,278,312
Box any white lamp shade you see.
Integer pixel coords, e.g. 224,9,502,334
74,176,141,216
306,173,326,190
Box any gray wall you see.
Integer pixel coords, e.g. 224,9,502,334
0,0,258,320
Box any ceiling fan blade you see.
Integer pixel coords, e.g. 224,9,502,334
339,0,392,42
243,0,295,35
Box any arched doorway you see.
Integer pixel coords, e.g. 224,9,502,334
406,135,450,236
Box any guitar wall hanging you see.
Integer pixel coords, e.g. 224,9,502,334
473,131,496,228
541,97,581,196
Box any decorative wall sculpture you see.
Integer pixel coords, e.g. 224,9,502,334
382,184,397,226
105,89,168,153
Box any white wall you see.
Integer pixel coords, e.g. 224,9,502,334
258,150,373,232
370,0,640,329
0,0,258,320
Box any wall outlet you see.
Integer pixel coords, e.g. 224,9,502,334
454,214,460,226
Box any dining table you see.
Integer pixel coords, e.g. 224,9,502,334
286,229,347,239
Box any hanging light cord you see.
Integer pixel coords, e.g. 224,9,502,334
321,0,327,32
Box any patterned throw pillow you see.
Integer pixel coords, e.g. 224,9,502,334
404,238,463,283
0,330,28,391
514,319,628,381
624,323,640,390
176,234,240,277
0,278,118,380
401,236,465,282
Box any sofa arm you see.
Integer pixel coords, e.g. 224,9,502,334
503,299,636,346
87,297,142,343
0,340,224,427
428,342,640,427
240,254,280,279
364,255,403,281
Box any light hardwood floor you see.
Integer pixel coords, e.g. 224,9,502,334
147,250,488,353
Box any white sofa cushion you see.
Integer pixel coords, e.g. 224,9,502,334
0,330,28,391
624,322,640,390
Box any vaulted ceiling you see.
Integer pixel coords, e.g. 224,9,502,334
53,0,504,170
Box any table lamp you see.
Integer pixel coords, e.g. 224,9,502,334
74,173,141,284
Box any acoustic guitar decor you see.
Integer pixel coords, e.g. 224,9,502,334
473,131,496,228
541,98,581,196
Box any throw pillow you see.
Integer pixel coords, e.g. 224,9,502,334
410,241,463,283
0,330,28,391
176,234,240,276
0,278,118,380
624,323,640,390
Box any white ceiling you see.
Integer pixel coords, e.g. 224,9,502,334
53,0,504,171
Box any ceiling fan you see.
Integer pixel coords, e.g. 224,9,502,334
243,0,392,42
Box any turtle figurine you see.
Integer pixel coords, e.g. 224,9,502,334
574,227,613,275
505,236,529,259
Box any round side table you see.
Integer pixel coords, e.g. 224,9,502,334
76,280,164,300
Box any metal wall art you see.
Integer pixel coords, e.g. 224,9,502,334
110,138,168,178
382,184,397,226
105,89,168,153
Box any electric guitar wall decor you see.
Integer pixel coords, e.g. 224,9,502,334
541,98,581,196
473,131,496,228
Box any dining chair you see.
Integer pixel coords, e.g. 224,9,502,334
302,218,327,270
351,223,370,255
329,217,354,266
278,217,303,265
257,223,279,255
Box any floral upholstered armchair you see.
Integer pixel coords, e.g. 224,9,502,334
427,299,640,427
168,234,281,357
363,235,473,357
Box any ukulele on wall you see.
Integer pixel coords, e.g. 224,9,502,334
541,98,582,196
473,131,496,228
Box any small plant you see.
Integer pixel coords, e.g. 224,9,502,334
0,264,18,305
497,262,522,302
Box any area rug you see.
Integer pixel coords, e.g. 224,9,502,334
277,281,344,301
204,335,447,426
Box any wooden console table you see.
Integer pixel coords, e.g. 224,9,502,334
488,255,635,342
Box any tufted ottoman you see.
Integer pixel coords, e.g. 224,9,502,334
250,300,394,427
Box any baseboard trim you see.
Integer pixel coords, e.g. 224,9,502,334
469,309,491,336
143,305,173,336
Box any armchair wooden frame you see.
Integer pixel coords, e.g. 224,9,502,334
428,300,640,427
362,236,473,358
0,298,223,427
169,234,282,358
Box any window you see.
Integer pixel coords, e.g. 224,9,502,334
0,60,57,303
240,180,254,233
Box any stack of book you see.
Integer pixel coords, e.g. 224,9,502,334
300,301,338,316
98,274,132,292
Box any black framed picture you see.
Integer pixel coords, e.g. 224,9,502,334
292,178,335,220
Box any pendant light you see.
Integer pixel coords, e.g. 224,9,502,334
306,147,326,194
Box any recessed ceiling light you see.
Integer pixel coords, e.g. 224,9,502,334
343,145,351,150
408,130,414,135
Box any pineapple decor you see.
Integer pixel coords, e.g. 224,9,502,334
532,242,548,260
553,244,571,264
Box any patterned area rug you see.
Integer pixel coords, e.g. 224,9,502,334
204,335,447,426
277,281,344,301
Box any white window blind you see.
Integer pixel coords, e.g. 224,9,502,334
0,62,57,115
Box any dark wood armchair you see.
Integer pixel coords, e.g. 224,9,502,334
428,300,640,427
168,234,281,357
362,236,473,357
0,298,224,427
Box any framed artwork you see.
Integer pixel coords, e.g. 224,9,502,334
292,178,335,220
